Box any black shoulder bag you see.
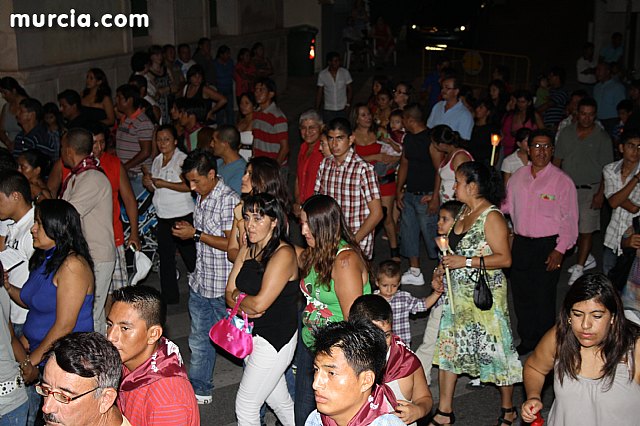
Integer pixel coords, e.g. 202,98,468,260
473,256,493,310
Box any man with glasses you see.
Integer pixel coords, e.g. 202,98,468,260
602,130,640,275
503,129,578,355
426,76,473,140
38,332,130,426
554,97,614,285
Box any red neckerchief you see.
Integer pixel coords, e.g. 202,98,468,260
120,337,188,391
383,335,422,383
319,383,397,426
59,155,103,197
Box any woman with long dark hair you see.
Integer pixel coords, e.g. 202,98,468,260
182,64,227,123
522,273,640,425
228,156,292,262
4,199,94,368
225,193,298,425
432,162,521,426
500,89,544,157
81,68,115,126
294,194,371,425
17,149,52,203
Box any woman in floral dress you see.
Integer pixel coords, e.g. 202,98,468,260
431,162,522,426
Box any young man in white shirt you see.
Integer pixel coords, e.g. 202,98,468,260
315,52,353,123
0,170,35,336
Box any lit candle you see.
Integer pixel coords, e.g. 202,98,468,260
434,236,455,314
490,133,501,166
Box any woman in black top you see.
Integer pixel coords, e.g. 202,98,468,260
226,193,299,426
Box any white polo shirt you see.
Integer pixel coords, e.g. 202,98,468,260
317,67,353,111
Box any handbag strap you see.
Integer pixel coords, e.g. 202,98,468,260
230,293,247,317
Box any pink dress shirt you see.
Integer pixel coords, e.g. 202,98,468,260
502,163,579,253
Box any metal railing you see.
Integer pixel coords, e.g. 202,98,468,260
422,46,531,90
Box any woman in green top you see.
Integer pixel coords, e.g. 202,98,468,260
294,194,371,425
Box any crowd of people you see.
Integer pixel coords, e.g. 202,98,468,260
1,20,640,426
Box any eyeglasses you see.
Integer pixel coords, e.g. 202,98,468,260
530,143,553,150
624,142,640,150
35,383,99,404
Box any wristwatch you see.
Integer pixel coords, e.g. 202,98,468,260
465,257,473,268
193,229,202,243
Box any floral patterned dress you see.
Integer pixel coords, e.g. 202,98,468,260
434,206,522,386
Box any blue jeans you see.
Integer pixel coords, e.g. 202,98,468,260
129,173,145,198
216,88,235,125
603,246,618,276
188,290,227,397
294,339,316,426
0,400,28,426
25,384,40,426
399,192,438,259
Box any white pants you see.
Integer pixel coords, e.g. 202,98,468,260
414,304,443,385
236,332,297,426
92,261,116,335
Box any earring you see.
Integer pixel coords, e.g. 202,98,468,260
568,318,572,325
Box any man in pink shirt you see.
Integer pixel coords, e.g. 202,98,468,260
502,129,578,355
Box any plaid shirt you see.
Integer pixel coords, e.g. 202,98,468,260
314,149,380,258
603,160,640,255
375,290,427,345
189,179,239,298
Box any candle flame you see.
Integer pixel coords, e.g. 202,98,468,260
435,235,450,252
491,134,501,146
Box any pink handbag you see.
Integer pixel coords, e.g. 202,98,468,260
209,293,254,359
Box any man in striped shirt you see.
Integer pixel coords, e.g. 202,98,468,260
252,78,289,167
115,84,154,196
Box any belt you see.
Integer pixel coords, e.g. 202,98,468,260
575,182,599,190
0,375,24,397
408,191,431,196
514,234,558,241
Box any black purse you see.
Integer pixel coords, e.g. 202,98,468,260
473,256,493,310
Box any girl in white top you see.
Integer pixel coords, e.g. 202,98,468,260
142,124,195,304
431,125,473,203
501,127,531,186
237,92,257,162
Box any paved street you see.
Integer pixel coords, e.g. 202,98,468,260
138,43,597,425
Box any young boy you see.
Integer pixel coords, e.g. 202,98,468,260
349,295,433,426
414,200,463,384
374,260,442,346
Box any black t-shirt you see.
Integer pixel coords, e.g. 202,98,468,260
404,129,436,193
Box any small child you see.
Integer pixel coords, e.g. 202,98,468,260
374,260,442,346
414,200,463,384
350,295,432,425
374,109,404,177
533,74,549,108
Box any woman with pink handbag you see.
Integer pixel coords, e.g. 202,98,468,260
225,193,299,426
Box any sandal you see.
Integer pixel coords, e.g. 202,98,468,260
495,407,518,426
429,409,456,426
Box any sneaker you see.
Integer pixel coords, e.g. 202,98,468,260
568,265,584,286
401,270,425,286
195,394,212,405
567,254,596,273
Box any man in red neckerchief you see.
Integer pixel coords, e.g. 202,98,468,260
306,320,404,426
350,295,433,426
106,285,199,426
